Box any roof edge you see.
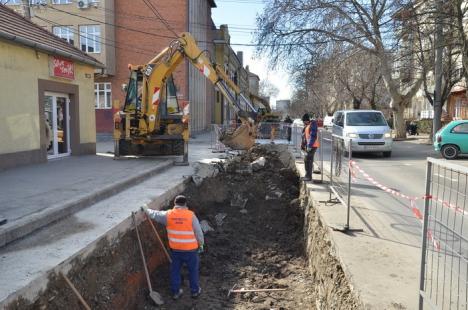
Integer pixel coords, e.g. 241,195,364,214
0,31,104,68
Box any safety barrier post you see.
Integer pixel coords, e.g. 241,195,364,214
329,134,335,202
320,129,324,183
345,139,352,230
419,160,432,310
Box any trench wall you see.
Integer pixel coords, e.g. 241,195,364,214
2,177,188,310
300,183,364,309
4,149,363,309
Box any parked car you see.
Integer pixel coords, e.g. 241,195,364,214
323,115,334,130
332,110,393,157
434,120,468,159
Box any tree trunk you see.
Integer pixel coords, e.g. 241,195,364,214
394,105,406,139
433,0,444,135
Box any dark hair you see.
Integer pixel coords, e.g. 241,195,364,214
174,195,187,205
302,113,310,122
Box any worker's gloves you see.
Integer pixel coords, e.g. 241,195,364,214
140,205,148,213
198,244,204,254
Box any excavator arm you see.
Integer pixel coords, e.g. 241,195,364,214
115,32,257,161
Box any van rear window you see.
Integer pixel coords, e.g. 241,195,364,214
346,112,387,126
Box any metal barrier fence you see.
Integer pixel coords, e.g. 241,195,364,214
329,135,353,231
256,122,291,142
419,158,468,310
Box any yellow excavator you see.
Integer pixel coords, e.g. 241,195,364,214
113,32,257,163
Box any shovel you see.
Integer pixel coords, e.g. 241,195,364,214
132,212,164,306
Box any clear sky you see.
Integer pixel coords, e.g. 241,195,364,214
211,0,292,105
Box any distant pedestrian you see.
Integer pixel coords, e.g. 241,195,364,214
301,113,319,181
142,195,204,300
284,115,293,143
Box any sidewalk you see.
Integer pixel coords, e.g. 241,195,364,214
0,132,225,306
294,157,420,309
0,132,214,247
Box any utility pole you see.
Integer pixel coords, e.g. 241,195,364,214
21,0,31,20
433,0,444,138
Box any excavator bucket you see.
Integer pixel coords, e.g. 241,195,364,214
219,119,256,150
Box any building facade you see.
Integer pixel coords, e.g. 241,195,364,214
112,0,217,133
3,0,117,132
213,24,263,124
5,0,217,134
0,4,102,170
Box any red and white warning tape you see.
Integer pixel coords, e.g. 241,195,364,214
348,160,452,251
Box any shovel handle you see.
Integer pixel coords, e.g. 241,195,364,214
145,214,172,263
61,273,91,310
132,213,153,291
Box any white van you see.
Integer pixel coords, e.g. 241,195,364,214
332,110,393,157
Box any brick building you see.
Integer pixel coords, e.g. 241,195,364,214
108,0,217,134
6,0,217,134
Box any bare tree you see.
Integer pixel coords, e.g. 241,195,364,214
259,79,280,99
256,0,426,138
334,49,387,110
289,44,389,118
452,0,468,83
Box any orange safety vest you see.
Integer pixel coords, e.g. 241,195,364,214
166,209,199,251
305,125,320,148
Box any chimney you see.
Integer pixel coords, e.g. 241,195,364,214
237,51,243,67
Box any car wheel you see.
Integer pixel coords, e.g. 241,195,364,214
383,151,392,158
441,144,459,160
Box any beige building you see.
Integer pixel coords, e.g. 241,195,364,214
213,25,263,124
3,0,117,132
0,4,103,170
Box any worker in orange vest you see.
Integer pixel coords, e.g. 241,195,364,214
142,195,204,300
301,113,320,181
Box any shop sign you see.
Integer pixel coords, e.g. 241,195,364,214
50,56,75,80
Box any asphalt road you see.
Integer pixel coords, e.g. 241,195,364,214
289,127,468,308
318,130,468,247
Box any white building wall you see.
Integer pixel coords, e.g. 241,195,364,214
188,0,214,132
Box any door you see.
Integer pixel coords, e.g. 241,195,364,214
44,92,70,158
450,122,468,153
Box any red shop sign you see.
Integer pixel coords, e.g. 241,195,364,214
51,56,75,80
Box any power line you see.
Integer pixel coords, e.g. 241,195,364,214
140,0,178,37
42,3,384,49
35,15,156,57
45,4,176,40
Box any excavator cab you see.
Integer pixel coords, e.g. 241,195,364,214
115,70,188,159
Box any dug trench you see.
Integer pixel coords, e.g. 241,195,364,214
6,145,362,309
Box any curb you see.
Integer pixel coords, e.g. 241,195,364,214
0,174,192,307
0,160,174,248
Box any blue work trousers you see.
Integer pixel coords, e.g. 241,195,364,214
170,250,200,295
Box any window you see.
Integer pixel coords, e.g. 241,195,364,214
79,25,101,53
452,123,468,134
346,112,387,126
95,83,112,109
52,0,72,4
53,26,74,45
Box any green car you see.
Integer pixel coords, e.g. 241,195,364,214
434,120,468,159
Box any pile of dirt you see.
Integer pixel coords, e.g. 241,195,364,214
142,145,318,309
